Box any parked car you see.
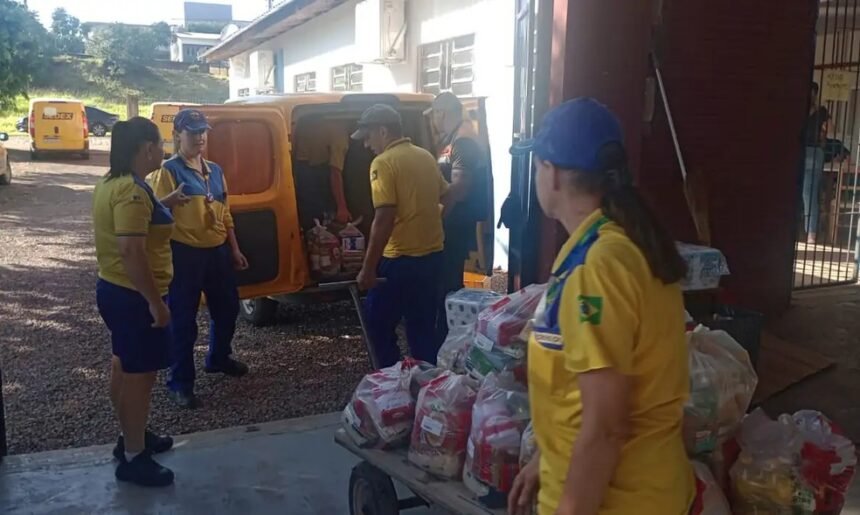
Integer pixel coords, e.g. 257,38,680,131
17,106,119,137
85,106,119,137
0,132,11,185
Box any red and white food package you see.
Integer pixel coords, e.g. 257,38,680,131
307,218,342,278
338,217,365,274
476,284,545,355
342,358,430,448
408,372,479,479
690,460,732,515
464,372,531,496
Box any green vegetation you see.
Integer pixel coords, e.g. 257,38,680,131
0,0,53,110
0,56,229,133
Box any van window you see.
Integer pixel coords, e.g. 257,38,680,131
207,121,275,195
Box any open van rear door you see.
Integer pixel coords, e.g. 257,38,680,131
199,105,309,299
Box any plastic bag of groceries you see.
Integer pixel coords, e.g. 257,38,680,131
437,326,474,374
519,421,537,468
476,284,545,354
445,288,503,330
790,410,857,514
338,217,365,273
465,341,527,384
342,358,430,448
684,325,757,457
730,409,808,514
464,372,531,500
408,372,479,479
307,218,342,277
690,460,732,515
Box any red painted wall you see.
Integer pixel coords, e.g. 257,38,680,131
535,0,816,315
638,0,818,314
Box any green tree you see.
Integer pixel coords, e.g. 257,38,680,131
88,23,166,75
150,22,172,48
0,0,51,109
51,7,85,55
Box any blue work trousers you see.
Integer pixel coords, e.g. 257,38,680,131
364,252,443,368
167,241,239,393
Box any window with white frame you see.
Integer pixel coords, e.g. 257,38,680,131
294,72,317,93
331,63,363,92
419,34,475,97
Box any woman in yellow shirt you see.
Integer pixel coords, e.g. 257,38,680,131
507,98,694,515
93,117,187,487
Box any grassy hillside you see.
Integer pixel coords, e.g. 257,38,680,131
0,56,229,133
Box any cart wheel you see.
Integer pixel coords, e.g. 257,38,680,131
349,461,399,515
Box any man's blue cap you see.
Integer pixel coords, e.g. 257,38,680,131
510,98,623,172
173,109,211,133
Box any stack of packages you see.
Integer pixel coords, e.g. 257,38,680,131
408,372,479,478
437,289,502,373
466,284,545,382
729,409,857,514
518,422,538,515
463,372,531,507
343,358,434,448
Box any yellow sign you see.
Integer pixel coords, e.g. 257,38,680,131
822,70,855,102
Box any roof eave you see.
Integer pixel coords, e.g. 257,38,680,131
201,0,349,62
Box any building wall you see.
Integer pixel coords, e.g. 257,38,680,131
635,0,818,315
227,0,517,270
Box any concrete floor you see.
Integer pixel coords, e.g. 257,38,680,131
0,413,416,515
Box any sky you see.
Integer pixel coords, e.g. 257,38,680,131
26,0,270,27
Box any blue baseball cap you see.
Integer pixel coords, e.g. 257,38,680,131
510,97,623,172
173,109,211,133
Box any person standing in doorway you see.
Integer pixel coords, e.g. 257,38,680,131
93,117,189,486
149,109,250,409
803,82,829,245
427,92,491,346
353,104,448,368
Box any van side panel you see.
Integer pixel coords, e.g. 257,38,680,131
31,101,87,151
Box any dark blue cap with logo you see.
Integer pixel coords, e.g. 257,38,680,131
173,109,211,133
510,97,623,172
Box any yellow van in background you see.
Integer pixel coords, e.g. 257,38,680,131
150,102,199,157
29,99,89,160
197,93,494,325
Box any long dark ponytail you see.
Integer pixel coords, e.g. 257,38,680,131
107,116,161,180
571,142,687,284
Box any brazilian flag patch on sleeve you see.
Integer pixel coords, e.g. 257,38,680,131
578,295,603,325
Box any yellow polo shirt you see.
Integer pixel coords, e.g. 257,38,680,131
528,210,694,515
294,119,350,170
148,155,234,249
92,174,174,295
370,138,447,258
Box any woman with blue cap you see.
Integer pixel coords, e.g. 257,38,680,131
149,109,250,409
507,98,694,515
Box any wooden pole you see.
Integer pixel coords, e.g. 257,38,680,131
126,94,139,119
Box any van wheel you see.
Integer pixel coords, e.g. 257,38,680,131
240,298,278,326
0,157,10,185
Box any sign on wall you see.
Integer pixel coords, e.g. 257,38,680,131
822,69,855,102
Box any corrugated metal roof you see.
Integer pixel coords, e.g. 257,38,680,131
201,0,350,62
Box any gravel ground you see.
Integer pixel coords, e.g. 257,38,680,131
0,136,369,454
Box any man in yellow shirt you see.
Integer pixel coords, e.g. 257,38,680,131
507,98,694,515
352,104,448,368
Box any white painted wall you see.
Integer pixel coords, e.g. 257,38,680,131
228,0,516,270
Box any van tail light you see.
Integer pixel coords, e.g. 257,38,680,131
29,112,35,138
82,108,89,139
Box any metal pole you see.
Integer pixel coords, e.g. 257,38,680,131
0,364,7,460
